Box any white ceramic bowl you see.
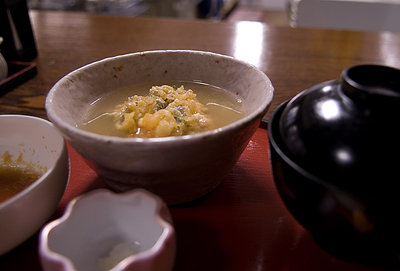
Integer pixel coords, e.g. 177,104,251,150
0,115,69,255
45,50,274,205
39,189,176,271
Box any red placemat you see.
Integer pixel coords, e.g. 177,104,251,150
57,128,377,271
0,128,378,271
57,128,276,212
57,127,277,213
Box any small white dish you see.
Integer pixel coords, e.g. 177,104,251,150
0,115,69,255
39,189,176,271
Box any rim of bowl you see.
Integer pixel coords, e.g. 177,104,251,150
39,188,175,270
0,114,67,209
46,50,274,145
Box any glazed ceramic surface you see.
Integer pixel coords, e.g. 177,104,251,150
0,37,7,80
268,64,400,268
46,50,274,205
279,64,400,185
39,189,176,271
0,115,69,255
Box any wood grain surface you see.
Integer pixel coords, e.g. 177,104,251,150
1,10,399,120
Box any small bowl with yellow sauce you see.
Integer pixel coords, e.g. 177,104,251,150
46,50,274,205
0,115,69,255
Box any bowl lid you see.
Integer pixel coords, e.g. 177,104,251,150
278,64,400,188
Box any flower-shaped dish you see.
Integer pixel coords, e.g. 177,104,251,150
39,189,176,271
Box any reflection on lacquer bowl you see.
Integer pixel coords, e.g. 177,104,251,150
45,50,274,205
39,189,176,271
0,115,69,255
268,64,400,268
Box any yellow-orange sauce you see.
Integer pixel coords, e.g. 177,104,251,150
0,152,44,203
0,166,41,203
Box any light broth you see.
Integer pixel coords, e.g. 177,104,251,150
78,81,245,137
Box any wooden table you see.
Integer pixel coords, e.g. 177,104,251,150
1,10,399,271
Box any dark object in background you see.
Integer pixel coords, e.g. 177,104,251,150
0,0,37,61
268,64,400,269
197,0,223,19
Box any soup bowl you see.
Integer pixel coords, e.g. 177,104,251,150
268,64,400,268
46,50,274,205
0,115,69,255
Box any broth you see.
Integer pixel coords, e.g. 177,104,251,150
78,81,244,137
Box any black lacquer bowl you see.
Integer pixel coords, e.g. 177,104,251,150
268,64,400,268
